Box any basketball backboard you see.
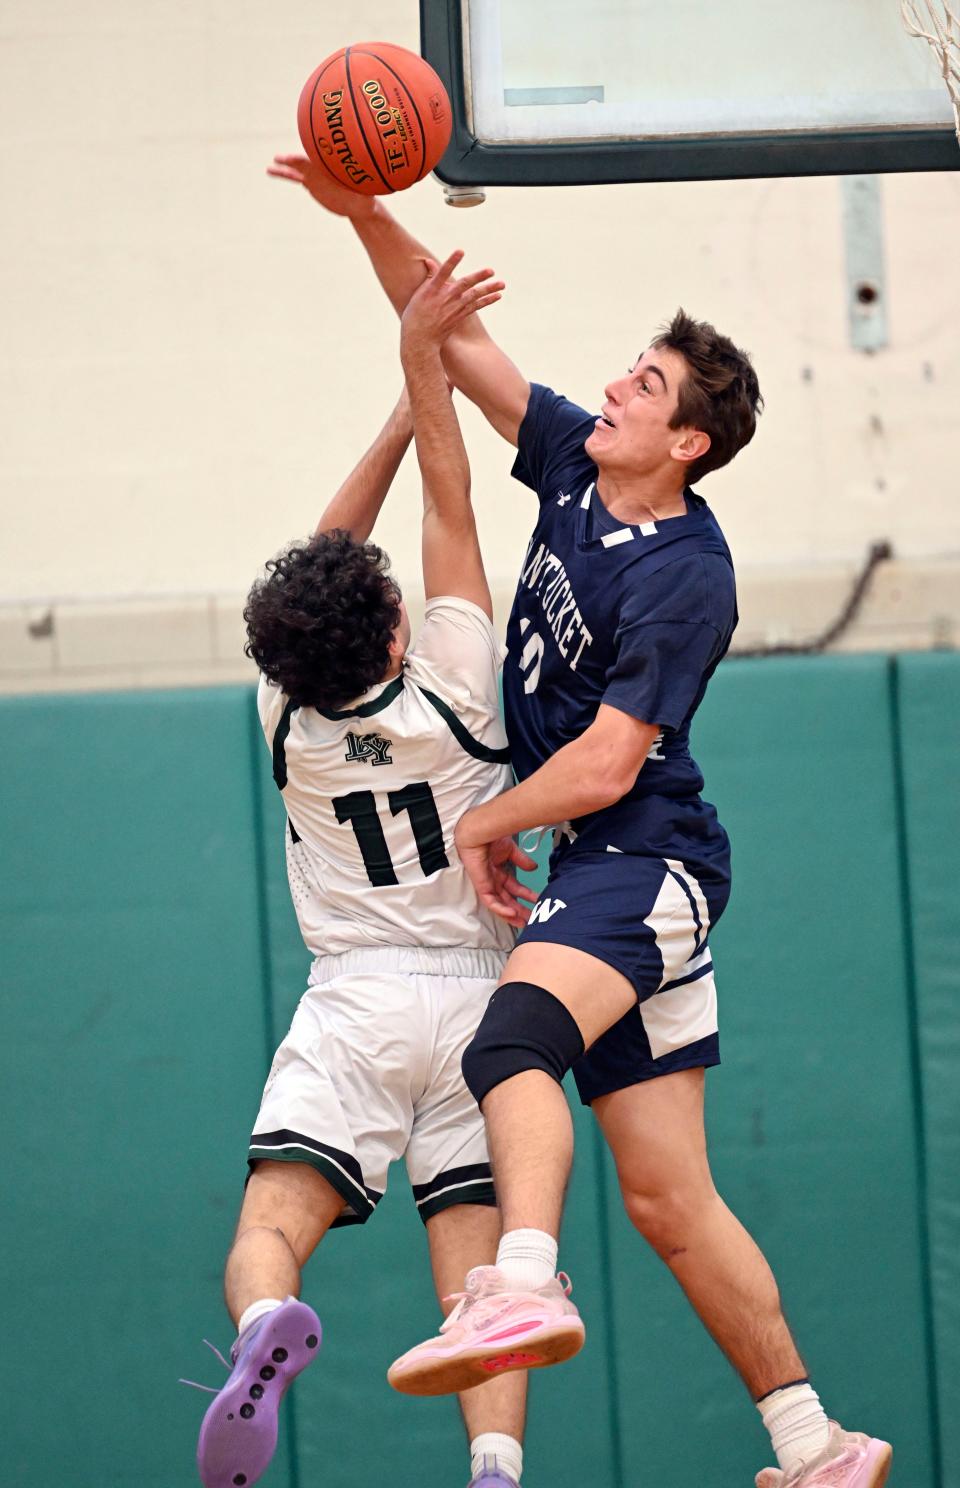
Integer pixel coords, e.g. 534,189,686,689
420,0,960,190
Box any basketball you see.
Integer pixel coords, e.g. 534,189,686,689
297,42,452,196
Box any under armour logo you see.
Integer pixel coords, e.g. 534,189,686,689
557,491,572,506
344,732,393,766
529,896,567,924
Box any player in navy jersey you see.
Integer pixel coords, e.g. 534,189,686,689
270,157,892,1488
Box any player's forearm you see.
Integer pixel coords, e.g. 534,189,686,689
353,204,491,376
315,395,413,540
353,203,526,442
457,737,630,846
400,337,470,516
352,200,438,318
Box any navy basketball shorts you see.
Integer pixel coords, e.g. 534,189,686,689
515,842,730,1104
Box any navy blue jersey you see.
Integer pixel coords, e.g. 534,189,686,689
504,383,737,862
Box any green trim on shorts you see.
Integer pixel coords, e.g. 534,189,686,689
416,1180,498,1225
247,1146,377,1223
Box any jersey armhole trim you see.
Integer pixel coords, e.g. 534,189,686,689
412,682,512,765
272,699,299,789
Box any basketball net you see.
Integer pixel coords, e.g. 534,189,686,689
901,0,960,144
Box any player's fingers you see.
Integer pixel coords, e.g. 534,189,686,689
272,153,311,168
483,894,520,923
456,265,497,293
500,874,539,903
445,292,502,331
505,842,539,872
468,293,503,315
464,278,505,304
267,164,306,182
434,248,465,283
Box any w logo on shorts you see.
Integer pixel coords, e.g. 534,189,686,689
529,896,567,924
345,732,393,766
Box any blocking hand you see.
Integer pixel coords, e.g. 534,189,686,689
267,153,377,219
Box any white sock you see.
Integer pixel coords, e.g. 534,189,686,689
237,1297,283,1341
470,1433,523,1485
495,1229,558,1291
757,1382,831,1472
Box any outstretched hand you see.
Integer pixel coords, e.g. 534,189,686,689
401,250,505,354
267,153,377,220
455,829,539,930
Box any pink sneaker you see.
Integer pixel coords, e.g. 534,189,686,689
387,1265,585,1396
755,1424,892,1488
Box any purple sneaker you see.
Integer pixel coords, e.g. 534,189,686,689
195,1298,321,1488
468,1472,519,1488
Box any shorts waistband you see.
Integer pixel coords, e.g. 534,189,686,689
308,946,507,983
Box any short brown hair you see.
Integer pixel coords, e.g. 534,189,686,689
654,308,762,485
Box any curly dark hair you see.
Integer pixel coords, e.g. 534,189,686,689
244,529,402,710
653,308,763,485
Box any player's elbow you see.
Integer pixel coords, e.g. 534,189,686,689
577,757,636,812
578,742,645,809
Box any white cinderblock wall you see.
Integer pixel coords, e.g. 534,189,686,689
2,2,959,689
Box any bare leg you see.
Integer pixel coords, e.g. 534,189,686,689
481,942,637,1239
594,1069,807,1399
425,1203,528,1447
224,1159,345,1326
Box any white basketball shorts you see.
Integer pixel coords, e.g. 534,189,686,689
247,947,504,1227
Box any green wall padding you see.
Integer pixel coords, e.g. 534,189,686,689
630,654,934,1487
1,654,954,1487
895,653,960,1487
0,689,287,1488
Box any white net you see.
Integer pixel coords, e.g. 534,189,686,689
901,0,960,142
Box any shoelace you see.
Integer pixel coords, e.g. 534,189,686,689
178,1337,233,1395
439,1269,575,1333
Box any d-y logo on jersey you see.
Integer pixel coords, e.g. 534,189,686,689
345,732,393,766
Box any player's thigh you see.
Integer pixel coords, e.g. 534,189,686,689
250,971,421,1225
511,845,729,1055
407,972,499,1242
500,940,636,1051
236,1159,345,1264
592,1067,713,1201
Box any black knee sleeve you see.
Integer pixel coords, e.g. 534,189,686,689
462,981,585,1106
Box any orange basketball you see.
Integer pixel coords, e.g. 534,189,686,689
297,43,452,196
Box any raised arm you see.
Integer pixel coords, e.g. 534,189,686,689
269,156,531,445
399,250,505,616
314,388,413,541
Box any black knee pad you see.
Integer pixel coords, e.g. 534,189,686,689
462,981,585,1106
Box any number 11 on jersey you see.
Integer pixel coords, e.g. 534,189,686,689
332,782,449,886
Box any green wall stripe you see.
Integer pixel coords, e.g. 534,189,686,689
889,658,944,1488
246,691,301,1488
593,1122,625,1488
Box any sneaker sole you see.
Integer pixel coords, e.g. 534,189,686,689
197,1299,321,1488
387,1317,585,1396
856,1441,893,1488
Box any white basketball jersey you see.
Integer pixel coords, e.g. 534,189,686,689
257,597,515,959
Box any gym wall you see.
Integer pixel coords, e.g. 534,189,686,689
2,650,956,1488
3,2,960,692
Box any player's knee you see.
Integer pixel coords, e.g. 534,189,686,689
461,981,585,1107
621,1179,717,1260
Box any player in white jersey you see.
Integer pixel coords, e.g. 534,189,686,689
189,255,536,1488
